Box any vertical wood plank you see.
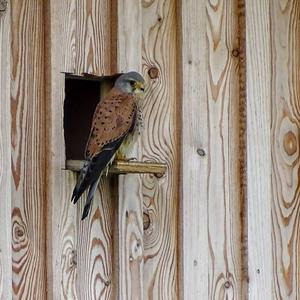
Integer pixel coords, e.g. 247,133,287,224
75,0,112,74
10,0,47,298
46,1,115,299
116,1,144,299
141,0,179,299
117,0,180,298
246,0,273,298
270,1,300,298
46,2,78,299
74,1,115,299
181,0,243,298
206,0,243,298
181,1,208,298
0,2,12,298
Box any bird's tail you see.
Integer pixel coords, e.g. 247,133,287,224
71,157,107,219
71,139,124,219
81,176,101,220
71,160,91,204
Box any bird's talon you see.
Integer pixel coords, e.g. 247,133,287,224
125,157,137,162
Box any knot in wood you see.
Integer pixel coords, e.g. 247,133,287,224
16,227,24,238
283,131,297,156
130,239,143,261
148,66,159,79
104,280,111,287
143,212,151,230
231,49,240,57
197,148,206,156
0,0,7,15
12,211,27,245
224,281,231,289
71,249,77,267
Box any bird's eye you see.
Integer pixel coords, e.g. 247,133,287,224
129,80,135,86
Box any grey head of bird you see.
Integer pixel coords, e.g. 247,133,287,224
114,71,145,95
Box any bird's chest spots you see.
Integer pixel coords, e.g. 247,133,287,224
116,115,124,128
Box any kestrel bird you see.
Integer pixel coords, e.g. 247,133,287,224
71,71,145,220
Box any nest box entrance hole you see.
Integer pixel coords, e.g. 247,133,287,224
64,73,120,162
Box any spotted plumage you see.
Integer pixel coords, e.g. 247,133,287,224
71,71,145,219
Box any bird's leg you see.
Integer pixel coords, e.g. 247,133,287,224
115,152,126,161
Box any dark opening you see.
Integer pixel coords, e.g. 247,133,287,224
64,74,120,161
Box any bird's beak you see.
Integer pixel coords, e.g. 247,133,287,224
135,82,145,92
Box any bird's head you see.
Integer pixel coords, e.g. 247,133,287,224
115,71,145,96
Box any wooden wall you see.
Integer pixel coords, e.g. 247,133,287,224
181,0,244,298
0,1,12,298
47,1,116,299
0,0,300,299
10,1,47,298
247,1,300,299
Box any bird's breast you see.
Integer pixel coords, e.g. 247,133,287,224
118,130,138,157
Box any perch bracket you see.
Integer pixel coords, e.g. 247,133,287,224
66,160,167,177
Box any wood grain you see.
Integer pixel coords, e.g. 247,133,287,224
5,0,300,298
75,0,112,74
10,0,47,298
180,1,208,298
270,1,300,298
46,3,78,298
181,0,243,298
46,0,115,299
141,0,179,299
0,1,12,298
206,0,243,298
237,1,248,298
116,1,144,299
246,1,273,298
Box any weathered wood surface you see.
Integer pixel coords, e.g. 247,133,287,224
141,0,179,299
246,1,273,299
46,1,115,299
270,1,300,299
206,0,243,298
180,1,208,298
10,0,47,298
237,1,248,299
117,0,180,298
75,0,112,74
1,0,300,299
0,2,12,298
116,1,144,299
181,0,243,299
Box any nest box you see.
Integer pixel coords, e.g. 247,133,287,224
63,73,166,177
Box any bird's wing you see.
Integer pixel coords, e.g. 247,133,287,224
71,91,137,219
85,91,137,159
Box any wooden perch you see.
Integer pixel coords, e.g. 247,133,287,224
66,160,167,177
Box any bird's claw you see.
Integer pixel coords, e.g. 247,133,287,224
119,157,137,162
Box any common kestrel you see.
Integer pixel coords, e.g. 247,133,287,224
71,71,145,219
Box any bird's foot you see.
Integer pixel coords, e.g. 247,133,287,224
126,157,137,162
116,156,137,162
